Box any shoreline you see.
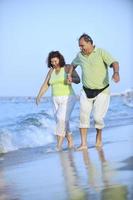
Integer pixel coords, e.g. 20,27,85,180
0,124,133,200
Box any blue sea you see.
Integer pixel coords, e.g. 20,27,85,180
0,89,133,153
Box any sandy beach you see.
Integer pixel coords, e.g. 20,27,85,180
0,124,133,200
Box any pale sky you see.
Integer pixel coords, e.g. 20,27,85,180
0,0,133,96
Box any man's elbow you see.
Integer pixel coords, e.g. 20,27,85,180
110,61,119,67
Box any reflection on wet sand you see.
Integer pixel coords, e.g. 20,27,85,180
96,148,128,200
82,149,99,191
0,169,13,200
59,151,88,200
59,148,128,200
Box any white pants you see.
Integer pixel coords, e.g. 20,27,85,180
53,95,76,137
80,90,110,129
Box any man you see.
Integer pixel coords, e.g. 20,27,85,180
67,33,120,150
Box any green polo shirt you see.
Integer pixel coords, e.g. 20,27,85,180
72,47,117,90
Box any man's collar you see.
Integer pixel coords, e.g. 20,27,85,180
93,46,97,52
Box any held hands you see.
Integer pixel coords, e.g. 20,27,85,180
112,72,120,83
66,73,72,84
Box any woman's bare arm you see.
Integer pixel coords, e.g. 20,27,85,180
36,68,53,105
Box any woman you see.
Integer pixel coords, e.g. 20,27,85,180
36,51,80,151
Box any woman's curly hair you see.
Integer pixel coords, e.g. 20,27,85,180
47,51,66,68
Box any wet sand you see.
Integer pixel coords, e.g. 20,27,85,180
0,125,133,200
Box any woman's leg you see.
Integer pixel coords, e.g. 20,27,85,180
53,96,70,150
65,95,76,148
53,95,76,150
65,134,74,148
56,135,64,151
53,96,65,150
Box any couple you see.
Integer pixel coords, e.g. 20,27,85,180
36,33,120,151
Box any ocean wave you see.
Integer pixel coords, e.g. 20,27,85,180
0,113,55,153
121,88,133,108
0,127,54,153
0,91,133,153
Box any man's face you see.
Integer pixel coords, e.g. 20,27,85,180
79,38,92,55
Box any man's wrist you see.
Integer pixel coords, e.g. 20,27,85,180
114,72,119,74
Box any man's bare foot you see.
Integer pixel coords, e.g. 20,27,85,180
96,129,102,148
76,145,88,151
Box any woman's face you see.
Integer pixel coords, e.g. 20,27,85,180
51,57,60,68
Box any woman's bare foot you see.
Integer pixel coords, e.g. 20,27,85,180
76,145,88,151
55,146,62,152
66,134,74,149
56,135,64,151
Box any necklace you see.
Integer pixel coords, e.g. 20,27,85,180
55,67,61,74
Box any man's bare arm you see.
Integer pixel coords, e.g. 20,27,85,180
67,64,77,83
111,62,120,83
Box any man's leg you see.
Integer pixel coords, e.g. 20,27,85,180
78,90,93,150
93,92,110,147
96,128,102,147
77,128,88,150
